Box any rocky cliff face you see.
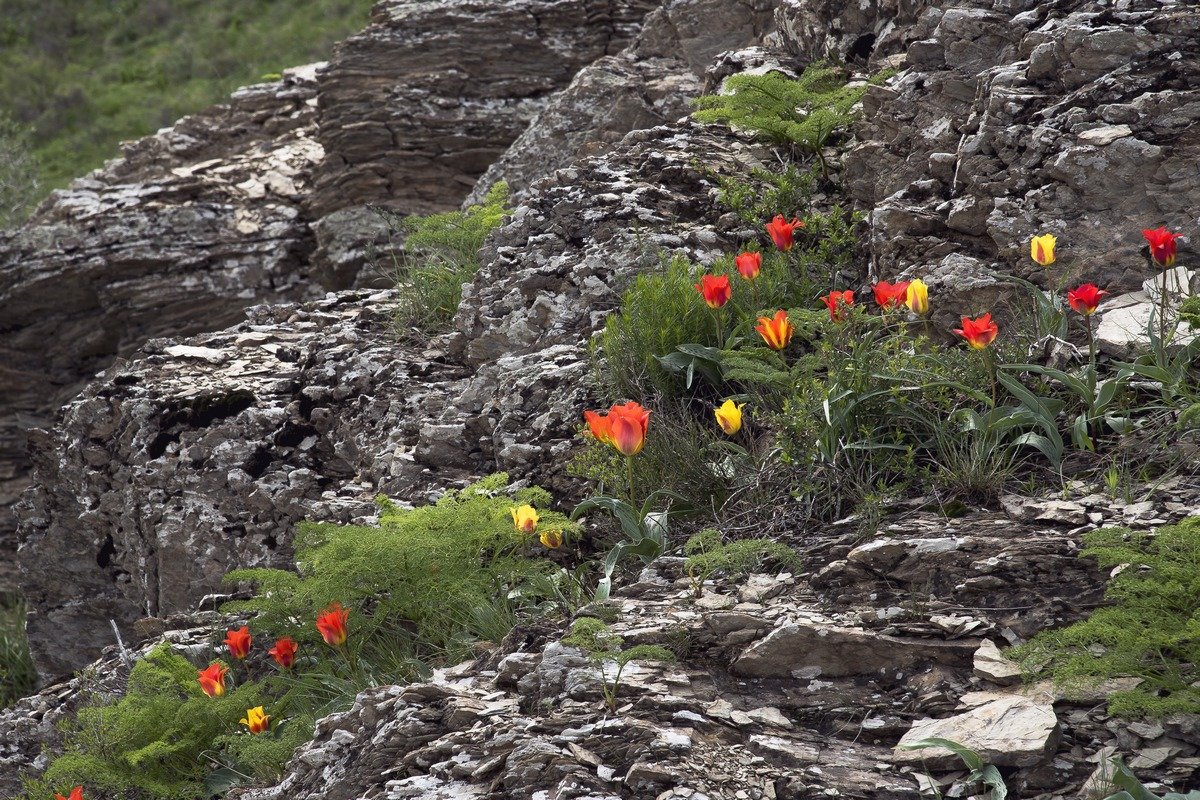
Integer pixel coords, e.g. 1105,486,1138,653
0,0,714,596
5,0,1200,797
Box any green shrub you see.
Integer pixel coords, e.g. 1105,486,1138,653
694,64,872,167
1013,518,1200,717
0,597,36,708
20,645,286,800
386,181,510,336
683,529,799,594
777,319,1030,519
225,474,577,678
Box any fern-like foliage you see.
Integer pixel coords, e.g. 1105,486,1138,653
1013,518,1200,717
21,645,279,799
225,474,577,669
693,65,869,153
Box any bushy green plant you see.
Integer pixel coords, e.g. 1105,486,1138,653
386,181,510,336
683,529,799,595
19,645,285,800
694,64,875,170
1013,518,1200,717
562,618,675,712
225,474,576,675
0,597,36,708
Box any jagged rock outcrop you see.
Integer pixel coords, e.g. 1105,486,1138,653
0,65,327,592
1,0,681,595
311,0,660,217
466,0,777,204
17,119,766,679
785,0,1200,320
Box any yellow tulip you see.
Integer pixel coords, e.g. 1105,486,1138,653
1030,233,1056,266
239,706,270,734
714,399,745,435
539,529,563,549
511,505,539,534
905,279,929,315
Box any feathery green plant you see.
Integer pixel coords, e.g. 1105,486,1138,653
683,528,799,597
562,618,675,712
1013,518,1200,717
225,474,576,672
19,645,285,800
694,64,872,171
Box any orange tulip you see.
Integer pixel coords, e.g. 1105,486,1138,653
820,290,855,322
240,706,271,734
1143,227,1182,267
268,637,298,669
755,310,794,350
197,663,228,698
954,313,999,350
583,409,613,445
224,626,252,660
316,603,350,647
695,274,732,308
55,788,84,800
1066,283,1108,317
765,215,804,251
734,252,762,281
872,280,910,311
607,401,651,456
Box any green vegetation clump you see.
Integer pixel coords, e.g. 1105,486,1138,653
224,473,577,675
694,65,871,161
0,0,373,204
0,597,36,708
385,181,511,336
18,645,296,800
562,618,675,712
683,529,799,587
1013,518,1200,717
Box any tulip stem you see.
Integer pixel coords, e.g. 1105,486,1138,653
710,307,725,349
626,455,636,506
1160,267,1171,348
985,349,997,409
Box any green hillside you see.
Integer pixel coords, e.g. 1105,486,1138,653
0,0,372,223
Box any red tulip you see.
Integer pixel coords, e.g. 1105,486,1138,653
872,280,911,311
695,274,732,308
734,251,762,281
820,290,855,322
583,402,651,457
954,313,999,350
268,636,298,669
224,626,252,660
1066,283,1109,317
316,603,350,647
765,215,804,251
755,310,795,350
197,663,228,698
55,787,84,800
1143,227,1182,267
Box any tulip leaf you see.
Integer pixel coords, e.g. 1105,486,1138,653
1072,415,1094,452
